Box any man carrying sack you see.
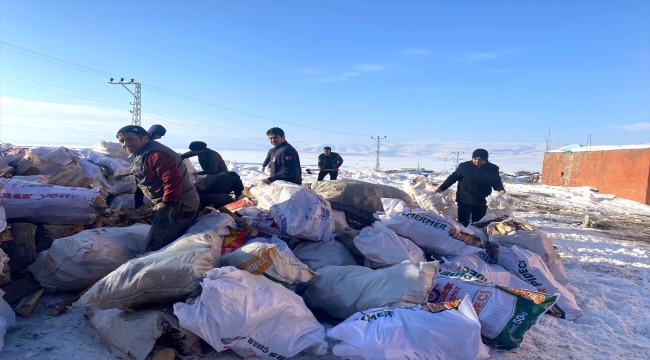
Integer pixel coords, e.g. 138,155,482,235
116,125,200,251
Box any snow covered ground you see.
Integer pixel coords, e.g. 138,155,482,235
3,161,650,360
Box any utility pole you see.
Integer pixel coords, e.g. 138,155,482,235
109,78,141,126
452,151,464,169
371,136,386,171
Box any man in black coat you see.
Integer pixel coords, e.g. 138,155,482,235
180,141,228,175
263,127,302,185
194,171,244,198
317,146,344,181
435,149,506,226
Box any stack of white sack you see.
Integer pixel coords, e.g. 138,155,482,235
327,295,490,360
487,218,569,286
403,179,458,219
0,178,102,225
74,230,223,310
429,269,558,350
250,181,335,241
304,260,438,319
441,251,536,290
174,267,328,359
29,225,150,291
376,198,485,257
353,221,425,269
498,245,582,320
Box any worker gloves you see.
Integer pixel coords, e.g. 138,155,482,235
154,203,174,225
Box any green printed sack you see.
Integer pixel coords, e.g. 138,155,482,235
429,271,558,350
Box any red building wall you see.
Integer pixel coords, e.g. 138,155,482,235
541,148,650,205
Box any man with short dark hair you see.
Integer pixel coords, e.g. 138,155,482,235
263,127,302,185
180,141,228,175
317,146,344,181
116,125,200,251
435,149,506,227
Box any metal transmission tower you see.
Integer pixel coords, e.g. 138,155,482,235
371,136,387,171
109,78,141,126
452,151,464,169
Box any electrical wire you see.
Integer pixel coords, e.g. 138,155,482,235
0,41,369,137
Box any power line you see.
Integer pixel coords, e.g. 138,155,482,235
0,41,368,137
0,73,126,102
0,76,268,139
0,93,267,146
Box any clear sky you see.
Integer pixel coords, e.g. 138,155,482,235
1,0,648,151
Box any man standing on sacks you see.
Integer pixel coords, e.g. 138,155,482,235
116,125,200,251
435,148,506,227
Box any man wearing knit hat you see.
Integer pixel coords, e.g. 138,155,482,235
180,141,228,175
116,125,200,251
435,148,506,227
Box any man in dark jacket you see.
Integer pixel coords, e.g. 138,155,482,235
195,171,244,198
435,149,505,227
116,125,200,251
263,127,302,185
317,146,344,181
180,141,228,175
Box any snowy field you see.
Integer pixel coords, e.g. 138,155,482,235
3,159,650,360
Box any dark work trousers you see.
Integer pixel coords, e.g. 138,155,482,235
317,170,338,181
457,202,488,227
146,206,196,252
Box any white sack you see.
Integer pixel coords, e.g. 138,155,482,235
488,219,569,286
353,221,425,269
486,192,514,218
0,178,101,225
31,146,80,169
109,175,137,195
328,295,490,360
250,181,335,241
92,141,130,161
244,235,294,257
75,230,221,310
79,158,110,190
376,198,485,256
404,180,458,219
173,267,328,359
498,245,582,320
429,272,558,351
29,225,150,291
442,252,536,290
79,149,131,176
184,211,236,237
221,242,314,286
292,239,357,271
87,307,200,360
304,261,438,319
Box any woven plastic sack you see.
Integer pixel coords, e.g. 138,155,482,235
328,295,490,360
498,245,582,320
29,224,150,291
376,198,484,256
429,271,558,350
174,267,327,359
75,230,221,310
304,261,438,319
251,181,334,241
353,221,425,269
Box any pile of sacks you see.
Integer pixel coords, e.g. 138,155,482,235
1,156,581,359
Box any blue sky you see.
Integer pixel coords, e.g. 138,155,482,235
0,0,648,151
